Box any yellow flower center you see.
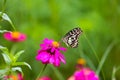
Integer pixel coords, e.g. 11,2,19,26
77,58,86,66
11,32,20,39
52,41,59,47
10,75,18,80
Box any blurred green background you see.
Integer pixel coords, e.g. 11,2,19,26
0,0,120,80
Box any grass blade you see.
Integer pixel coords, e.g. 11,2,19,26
96,42,115,75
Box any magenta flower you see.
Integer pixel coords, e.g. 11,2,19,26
71,68,99,80
3,31,26,42
38,76,51,80
36,38,66,67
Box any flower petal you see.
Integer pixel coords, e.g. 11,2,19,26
49,55,55,64
59,53,66,64
54,58,60,67
39,76,51,80
51,47,55,53
43,38,53,44
19,33,26,41
36,51,50,63
55,50,66,64
3,32,12,41
54,52,61,66
59,47,67,51
74,68,99,80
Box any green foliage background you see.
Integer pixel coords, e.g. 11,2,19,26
0,0,120,80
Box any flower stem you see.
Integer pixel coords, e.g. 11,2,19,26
2,0,6,13
83,34,99,63
36,64,47,80
10,22,16,31
10,43,18,54
0,0,6,17
0,0,16,31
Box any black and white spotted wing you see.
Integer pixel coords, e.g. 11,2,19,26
62,27,83,48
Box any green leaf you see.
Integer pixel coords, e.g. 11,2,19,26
112,66,120,80
12,67,23,75
0,45,9,55
12,62,32,70
0,12,12,24
1,53,12,64
0,12,16,31
0,46,13,64
14,50,24,62
0,30,8,33
96,42,115,75
0,69,8,79
0,69,8,75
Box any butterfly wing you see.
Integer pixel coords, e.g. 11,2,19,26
62,27,83,48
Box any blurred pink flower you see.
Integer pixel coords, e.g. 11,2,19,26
3,31,26,42
67,76,75,80
68,68,99,80
38,76,51,80
4,73,24,80
36,38,66,67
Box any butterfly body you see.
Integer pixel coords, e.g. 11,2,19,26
62,27,83,48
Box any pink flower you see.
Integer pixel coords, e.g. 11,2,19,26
3,31,26,42
4,73,24,80
36,38,66,67
38,76,51,80
68,68,99,80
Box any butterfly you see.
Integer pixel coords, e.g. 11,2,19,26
62,27,83,48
